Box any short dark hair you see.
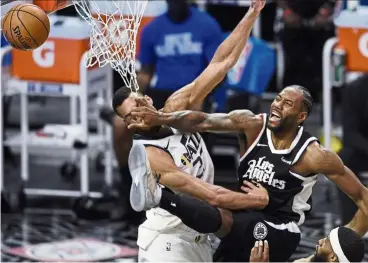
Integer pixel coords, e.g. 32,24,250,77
112,87,133,117
337,227,365,262
289,85,314,116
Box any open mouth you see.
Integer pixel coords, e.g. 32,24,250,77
270,111,281,122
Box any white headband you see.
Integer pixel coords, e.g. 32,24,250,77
330,227,350,263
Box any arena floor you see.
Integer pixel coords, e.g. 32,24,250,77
1,96,367,262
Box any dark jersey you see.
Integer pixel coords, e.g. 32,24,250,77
237,114,319,225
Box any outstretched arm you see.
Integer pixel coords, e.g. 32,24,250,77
305,143,368,218
129,101,263,134
145,146,269,210
162,0,265,113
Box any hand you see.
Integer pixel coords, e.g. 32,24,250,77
127,105,161,130
250,240,269,262
136,96,157,111
251,0,266,12
241,181,269,206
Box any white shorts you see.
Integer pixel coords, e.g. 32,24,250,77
137,226,213,262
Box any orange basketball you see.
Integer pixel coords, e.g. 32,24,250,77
1,4,50,51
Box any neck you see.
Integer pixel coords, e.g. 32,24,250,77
271,126,299,150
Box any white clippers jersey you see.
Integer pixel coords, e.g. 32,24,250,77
134,128,214,232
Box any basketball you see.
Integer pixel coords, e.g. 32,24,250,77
1,4,50,51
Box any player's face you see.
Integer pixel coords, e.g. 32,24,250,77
313,237,335,262
267,87,307,133
166,0,189,17
116,93,154,126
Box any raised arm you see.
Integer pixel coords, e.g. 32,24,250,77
345,209,368,237
129,102,263,134
162,0,265,113
305,143,368,218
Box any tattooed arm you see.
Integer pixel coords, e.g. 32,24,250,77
128,104,263,134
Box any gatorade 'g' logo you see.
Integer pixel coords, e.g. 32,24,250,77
33,41,55,68
358,32,368,58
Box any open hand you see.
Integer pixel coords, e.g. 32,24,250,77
251,0,266,12
127,105,161,130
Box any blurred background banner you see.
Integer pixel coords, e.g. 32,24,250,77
225,36,275,94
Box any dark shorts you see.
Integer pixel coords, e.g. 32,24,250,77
213,210,301,262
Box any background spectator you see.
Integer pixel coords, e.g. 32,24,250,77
137,0,223,109
276,0,335,101
338,74,368,224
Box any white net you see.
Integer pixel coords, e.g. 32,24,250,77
72,0,148,92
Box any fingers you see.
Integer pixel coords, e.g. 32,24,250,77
130,106,149,117
135,96,151,106
250,240,269,262
127,122,147,130
250,246,256,262
263,240,269,260
130,110,145,118
243,180,256,189
257,240,263,259
240,186,250,193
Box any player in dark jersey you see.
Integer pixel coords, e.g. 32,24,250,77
127,85,368,261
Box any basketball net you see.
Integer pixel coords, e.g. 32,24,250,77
72,0,148,93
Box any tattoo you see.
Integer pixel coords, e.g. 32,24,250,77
165,110,256,133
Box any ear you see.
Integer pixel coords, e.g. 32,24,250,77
328,253,338,262
144,95,154,105
297,112,308,125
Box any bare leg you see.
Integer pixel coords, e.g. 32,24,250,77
145,146,267,210
113,116,144,222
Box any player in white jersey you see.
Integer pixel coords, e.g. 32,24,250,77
111,1,265,261
132,129,214,261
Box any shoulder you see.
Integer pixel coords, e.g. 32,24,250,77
228,110,264,130
299,142,344,174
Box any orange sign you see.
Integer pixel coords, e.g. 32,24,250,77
337,27,368,72
12,38,89,83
